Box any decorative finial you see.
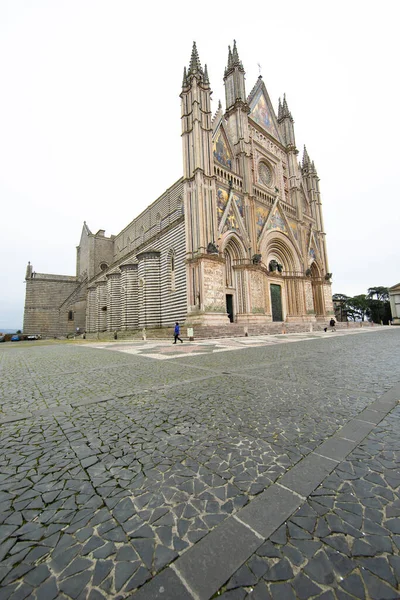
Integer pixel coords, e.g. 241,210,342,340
188,41,202,75
302,145,310,169
204,64,209,84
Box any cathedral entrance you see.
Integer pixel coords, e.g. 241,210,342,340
226,294,234,322
270,284,283,321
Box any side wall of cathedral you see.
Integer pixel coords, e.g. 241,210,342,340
84,180,187,332
23,274,81,337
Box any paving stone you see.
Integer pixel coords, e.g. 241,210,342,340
24,564,51,586
132,538,156,571
269,582,296,600
352,539,376,557
153,545,178,572
291,572,323,599
263,558,293,582
282,544,304,567
60,557,92,579
115,560,141,592
35,576,59,600
303,550,335,585
249,580,272,600
130,566,192,599
361,569,400,599
8,583,34,600
92,560,113,586
58,570,92,599
92,541,116,559
124,565,151,592
226,564,259,589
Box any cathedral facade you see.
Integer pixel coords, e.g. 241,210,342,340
23,42,333,337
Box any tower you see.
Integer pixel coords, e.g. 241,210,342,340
181,43,228,324
223,41,252,195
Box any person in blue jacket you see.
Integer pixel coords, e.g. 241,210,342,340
173,322,183,344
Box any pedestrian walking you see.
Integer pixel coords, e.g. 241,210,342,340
173,322,183,344
329,318,336,332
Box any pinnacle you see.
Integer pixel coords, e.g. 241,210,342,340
182,66,188,87
204,64,209,84
302,146,311,169
278,97,283,120
232,40,239,64
188,41,203,76
225,40,244,77
282,94,290,117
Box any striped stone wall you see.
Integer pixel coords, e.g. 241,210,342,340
106,272,122,331
113,180,184,263
86,219,186,331
120,264,139,330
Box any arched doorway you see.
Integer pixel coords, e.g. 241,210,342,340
262,234,303,320
221,234,247,323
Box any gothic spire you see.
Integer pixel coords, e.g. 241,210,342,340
182,66,188,87
204,64,209,85
224,40,244,78
278,97,283,120
302,146,310,169
232,40,242,68
188,41,203,77
282,94,292,119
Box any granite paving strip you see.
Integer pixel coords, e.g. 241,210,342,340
126,382,400,599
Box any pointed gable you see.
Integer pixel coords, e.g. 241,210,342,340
308,230,321,262
256,204,270,239
248,78,282,142
213,124,233,169
267,206,288,234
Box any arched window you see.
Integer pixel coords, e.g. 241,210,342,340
68,310,74,321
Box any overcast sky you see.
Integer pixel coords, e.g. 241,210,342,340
1,0,399,329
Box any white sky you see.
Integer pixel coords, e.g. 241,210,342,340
1,0,399,329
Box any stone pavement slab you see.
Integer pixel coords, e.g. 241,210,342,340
0,328,399,599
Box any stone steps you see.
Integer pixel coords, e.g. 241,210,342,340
84,321,376,342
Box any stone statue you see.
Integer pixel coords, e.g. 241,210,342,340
25,261,33,279
207,242,218,254
252,254,262,264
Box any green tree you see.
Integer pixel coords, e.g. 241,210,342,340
346,295,370,322
367,286,391,324
332,293,350,322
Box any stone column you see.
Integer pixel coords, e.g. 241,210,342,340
96,281,107,332
106,272,122,332
137,251,161,328
120,263,139,330
86,286,97,332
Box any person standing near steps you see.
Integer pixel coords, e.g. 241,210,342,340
173,322,183,344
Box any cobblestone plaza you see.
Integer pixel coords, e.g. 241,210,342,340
1,328,400,599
